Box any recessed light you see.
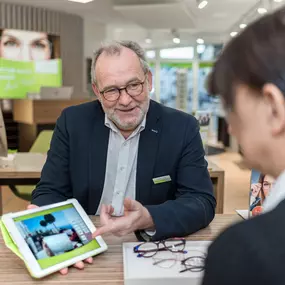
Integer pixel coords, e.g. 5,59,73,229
230,32,238,37
196,38,204,44
145,38,152,44
173,37,181,44
274,0,283,2
257,7,267,14
240,23,247,29
67,0,94,3
197,0,208,9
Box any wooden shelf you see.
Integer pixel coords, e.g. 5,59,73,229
13,98,92,124
3,111,19,150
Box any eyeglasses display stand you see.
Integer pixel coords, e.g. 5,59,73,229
123,240,211,285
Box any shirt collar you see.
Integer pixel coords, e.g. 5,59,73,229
104,114,146,137
263,170,285,212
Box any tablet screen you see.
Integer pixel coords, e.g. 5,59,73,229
13,203,101,269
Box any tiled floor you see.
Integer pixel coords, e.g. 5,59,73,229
1,151,251,214
208,151,251,213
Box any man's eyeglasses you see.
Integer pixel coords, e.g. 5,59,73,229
99,77,146,102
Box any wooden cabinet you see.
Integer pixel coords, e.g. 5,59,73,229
13,98,92,151
13,99,92,124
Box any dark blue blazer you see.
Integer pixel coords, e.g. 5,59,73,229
32,100,216,240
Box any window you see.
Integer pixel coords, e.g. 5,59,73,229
146,50,156,59
160,47,194,60
197,44,223,61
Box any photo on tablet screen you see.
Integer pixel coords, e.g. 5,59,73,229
13,204,101,269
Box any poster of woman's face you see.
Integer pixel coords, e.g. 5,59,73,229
0,29,59,61
249,170,275,216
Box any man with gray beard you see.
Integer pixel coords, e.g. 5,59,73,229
31,41,215,274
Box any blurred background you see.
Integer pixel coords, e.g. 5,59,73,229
0,0,283,216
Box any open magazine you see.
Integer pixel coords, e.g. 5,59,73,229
249,169,275,217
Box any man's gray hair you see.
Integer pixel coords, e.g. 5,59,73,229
91,40,150,85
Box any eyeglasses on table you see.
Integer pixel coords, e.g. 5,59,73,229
133,238,206,273
133,238,187,258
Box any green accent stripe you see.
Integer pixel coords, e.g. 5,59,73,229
160,62,193,68
13,204,73,222
199,62,214,68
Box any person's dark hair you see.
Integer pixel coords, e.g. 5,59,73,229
208,7,285,110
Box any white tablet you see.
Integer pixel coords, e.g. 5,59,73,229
1,199,108,278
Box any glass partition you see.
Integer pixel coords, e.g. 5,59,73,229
198,62,221,139
149,62,156,99
197,44,223,61
198,62,213,110
160,62,193,112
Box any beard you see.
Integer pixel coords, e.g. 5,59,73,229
103,96,150,131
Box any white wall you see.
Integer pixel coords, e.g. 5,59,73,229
84,19,106,58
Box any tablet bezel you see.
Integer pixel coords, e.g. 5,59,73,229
2,199,108,278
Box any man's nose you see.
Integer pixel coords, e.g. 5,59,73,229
118,89,132,106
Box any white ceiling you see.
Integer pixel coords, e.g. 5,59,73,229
1,0,285,48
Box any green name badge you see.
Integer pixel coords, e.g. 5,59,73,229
152,175,172,185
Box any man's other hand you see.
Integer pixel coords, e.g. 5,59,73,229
92,198,154,238
27,204,93,275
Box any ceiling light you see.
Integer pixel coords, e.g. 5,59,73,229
67,0,94,3
197,0,208,9
230,32,238,37
239,23,247,29
274,0,283,2
196,38,204,44
171,29,180,44
173,37,181,44
145,38,152,44
257,7,267,14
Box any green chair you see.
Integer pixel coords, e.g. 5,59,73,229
9,130,53,201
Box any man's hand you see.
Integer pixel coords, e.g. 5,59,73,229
93,198,154,238
27,204,93,275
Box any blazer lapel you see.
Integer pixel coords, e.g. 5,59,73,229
136,100,162,205
88,103,110,214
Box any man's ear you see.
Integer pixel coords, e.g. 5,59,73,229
92,83,101,100
262,83,285,136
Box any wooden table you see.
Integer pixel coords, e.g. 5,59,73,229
0,153,225,214
0,215,240,284
0,153,46,215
